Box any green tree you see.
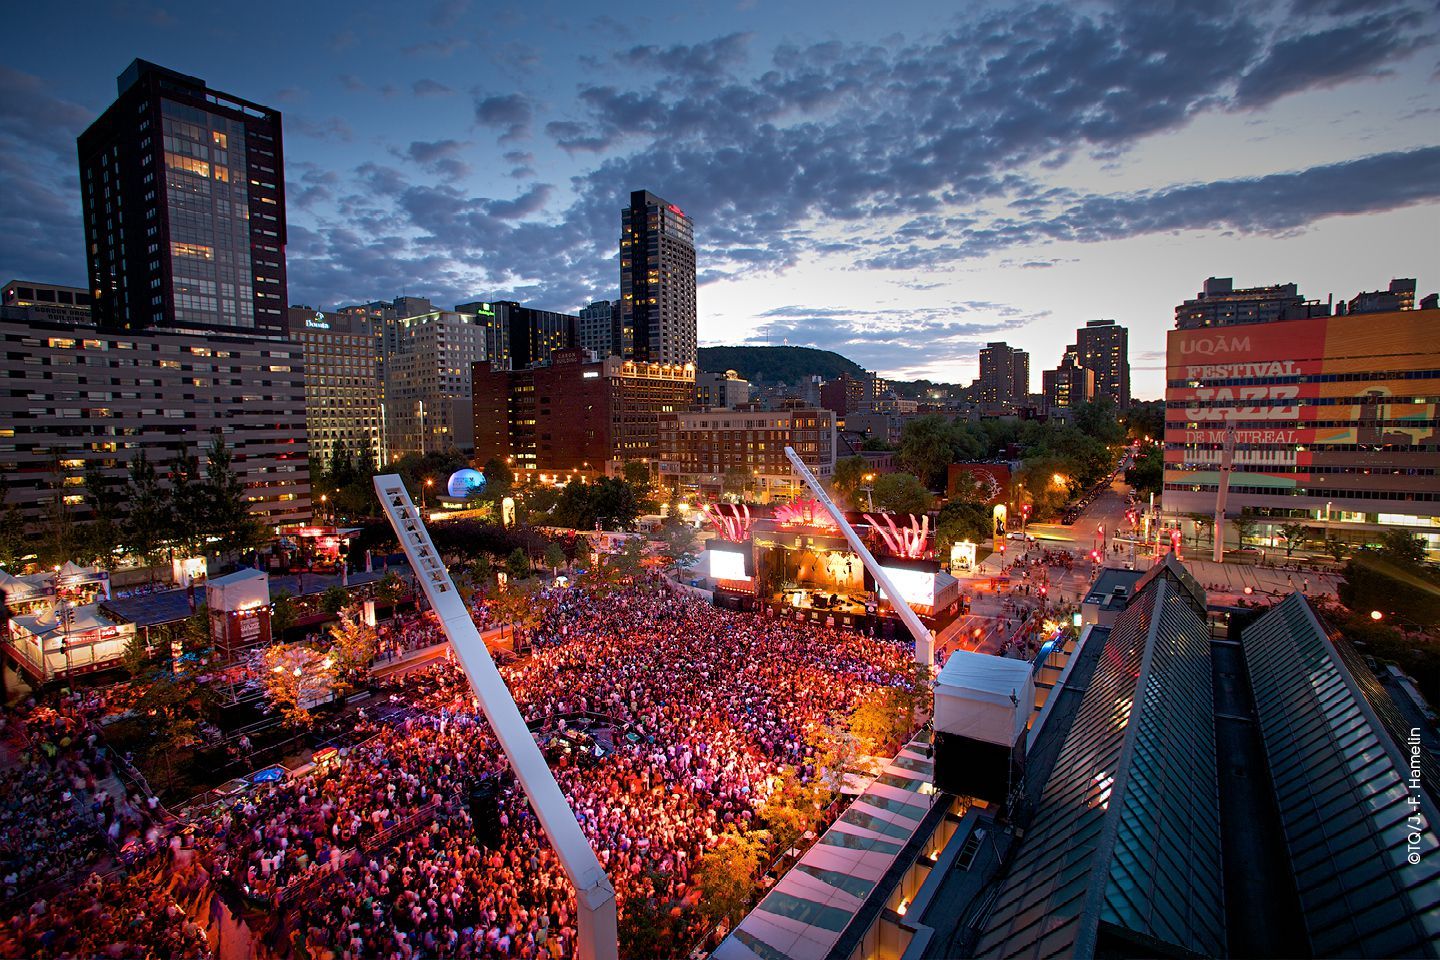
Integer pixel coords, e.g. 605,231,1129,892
1378,528,1426,566
506,547,531,581
165,453,209,560
656,520,699,573
871,473,932,516
319,585,348,614
849,686,912,754
203,435,265,560
79,460,125,569
830,456,870,509
1324,537,1347,564
123,450,169,577
1074,397,1126,446
1232,516,1257,548
896,415,954,488
1125,444,1163,498
622,461,652,490
271,589,299,638
326,608,378,684
609,536,647,580
543,542,567,575
936,499,992,554
36,485,78,570
1278,522,1313,558
374,571,406,607
261,642,338,727
758,767,830,855
1338,554,1440,628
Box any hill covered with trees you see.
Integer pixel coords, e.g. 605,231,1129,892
697,345,864,384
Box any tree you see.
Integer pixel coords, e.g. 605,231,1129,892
936,499,991,556
374,571,406,608
1339,554,1440,629
203,435,265,560
609,536,647,580
121,631,152,677
326,608,378,683
1185,513,1212,551
871,473,932,516
657,520,699,573
1278,522,1313,558
721,467,750,499
758,767,829,855
123,450,169,577
1324,537,1347,564
80,460,125,569
543,542,567,576
1073,397,1125,446
165,453,210,560
622,461,652,491
694,830,767,931
1125,444,1163,498
271,589,299,638
1378,528,1426,566
831,456,870,509
506,547,531,581
896,415,953,488
1232,516,1257,548
849,687,912,755
319,585,348,614
261,642,337,727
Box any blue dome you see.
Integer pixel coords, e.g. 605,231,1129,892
447,469,486,499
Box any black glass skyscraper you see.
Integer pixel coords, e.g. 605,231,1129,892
619,190,696,367
77,59,288,335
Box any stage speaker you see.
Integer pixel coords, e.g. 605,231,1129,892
468,782,503,846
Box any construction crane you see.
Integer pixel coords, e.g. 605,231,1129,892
784,446,934,668
1212,421,1237,563
373,475,619,960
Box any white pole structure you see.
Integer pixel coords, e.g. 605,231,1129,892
372,475,618,960
1212,421,1237,564
783,447,933,668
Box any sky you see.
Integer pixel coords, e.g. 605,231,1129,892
1,0,1437,399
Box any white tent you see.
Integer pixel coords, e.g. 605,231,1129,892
205,568,269,612
934,650,1035,748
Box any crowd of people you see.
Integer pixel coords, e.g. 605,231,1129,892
4,576,915,959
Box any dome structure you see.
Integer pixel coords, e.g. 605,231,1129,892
447,468,486,499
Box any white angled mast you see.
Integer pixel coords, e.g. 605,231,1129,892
373,475,619,960
783,447,933,668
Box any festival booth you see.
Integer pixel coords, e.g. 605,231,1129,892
932,650,1034,804
207,568,271,660
283,526,360,573
0,569,55,620
5,603,135,682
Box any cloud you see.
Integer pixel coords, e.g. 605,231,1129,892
403,37,469,58
429,0,469,29
287,114,354,142
1234,9,1435,108
412,78,455,98
615,32,752,78
474,93,534,140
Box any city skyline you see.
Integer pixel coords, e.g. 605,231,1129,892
1,0,1436,398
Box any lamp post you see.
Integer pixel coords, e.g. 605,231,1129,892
862,473,875,511
423,477,434,511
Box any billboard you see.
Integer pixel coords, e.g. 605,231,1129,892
706,541,752,581
873,565,937,608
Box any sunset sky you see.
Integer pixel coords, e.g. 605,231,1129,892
3,0,1437,397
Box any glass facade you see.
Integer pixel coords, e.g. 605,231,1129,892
1243,595,1440,958
977,559,1224,959
161,100,253,330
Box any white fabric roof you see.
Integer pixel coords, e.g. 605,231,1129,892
934,650,1035,747
205,568,269,611
10,603,122,639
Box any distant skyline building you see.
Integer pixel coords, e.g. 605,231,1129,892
658,403,837,499
455,299,577,371
1174,277,1330,329
978,342,1030,407
385,307,486,457
472,349,695,476
1042,350,1095,411
1074,318,1130,408
696,369,753,409
78,59,287,336
288,306,384,471
619,190,697,367
2,280,94,326
578,299,620,358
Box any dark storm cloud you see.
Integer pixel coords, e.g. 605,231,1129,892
1234,9,1435,107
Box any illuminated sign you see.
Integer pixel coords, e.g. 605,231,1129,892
306,310,330,329
582,371,600,379
876,566,936,607
708,550,750,581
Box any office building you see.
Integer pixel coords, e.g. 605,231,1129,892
288,307,384,471
1348,277,1416,315
1042,351,1095,411
696,369,752,409
578,299,620,358
77,59,287,336
1074,318,1130,408
2,281,94,326
455,300,577,371
978,342,1029,407
385,308,486,457
819,370,883,417
0,306,309,532
1174,277,1331,329
1165,279,1440,559
657,403,836,499
619,190,697,366
472,349,694,477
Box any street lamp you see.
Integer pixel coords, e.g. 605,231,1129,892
319,493,328,524
862,474,875,511
423,477,434,510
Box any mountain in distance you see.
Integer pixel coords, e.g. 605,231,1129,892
697,345,865,384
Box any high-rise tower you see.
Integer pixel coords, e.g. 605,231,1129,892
1075,319,1131,408
619,190,696,367
77,59,287,335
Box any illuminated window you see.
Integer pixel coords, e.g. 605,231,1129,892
171,242,214,260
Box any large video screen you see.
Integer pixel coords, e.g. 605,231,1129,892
877,565,935,607
709,548,751,581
